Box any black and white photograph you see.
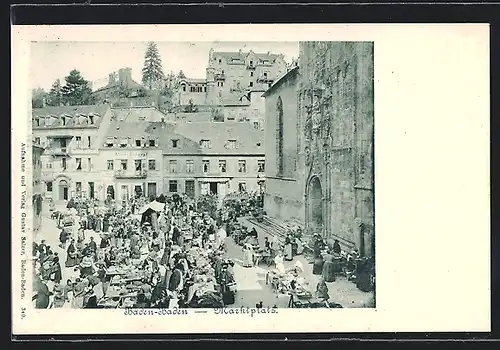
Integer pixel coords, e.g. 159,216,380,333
29,40,375,311
11,24,489,335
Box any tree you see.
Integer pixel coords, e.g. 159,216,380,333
32,88,47,108
141,42,165,90
60,69,94,106
177,70,186,79
46,79,62,106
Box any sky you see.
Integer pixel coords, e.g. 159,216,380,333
30,41,299,91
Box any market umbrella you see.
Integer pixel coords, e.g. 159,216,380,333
149,200,165,212
137,204,151,215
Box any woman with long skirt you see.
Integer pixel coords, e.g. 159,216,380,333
284,235,293,261
65,240,79,268
242,243,254,268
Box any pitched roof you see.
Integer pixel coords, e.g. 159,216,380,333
172,122,265,155
111,106,168,122
262,66,299,98
214,51,281,64
32,104,110,129
101,121,202,155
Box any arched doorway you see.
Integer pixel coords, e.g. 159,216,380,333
58,179,69,200
308,176,323,235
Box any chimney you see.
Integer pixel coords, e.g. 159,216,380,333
108,73,116,85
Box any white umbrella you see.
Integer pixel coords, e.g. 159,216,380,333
137,204,150,215
148,200,165,212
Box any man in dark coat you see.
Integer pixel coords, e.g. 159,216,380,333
168,264,183,292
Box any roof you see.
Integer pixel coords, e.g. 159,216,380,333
262,66,299,98
32,104,110,129
179,78,206,84
111,106,168,122
100,121,202,155
214,51,282,64
172,122,265,155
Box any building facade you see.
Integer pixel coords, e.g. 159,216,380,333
97,122,164,201
32,143,44,233
263,42,375,257
262,67,305,224
175,49,287,109
157,122,266,202
32,104,113,202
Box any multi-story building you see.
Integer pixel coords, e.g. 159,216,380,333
175,49,287,109
262,42,375,257
156,122,266,201
97,121,164,201
32,142,44,233
32,104,113,201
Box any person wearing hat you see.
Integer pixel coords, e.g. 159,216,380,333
312,234,325,275
34,276,51,309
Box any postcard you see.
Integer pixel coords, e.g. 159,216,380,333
11,23,490,335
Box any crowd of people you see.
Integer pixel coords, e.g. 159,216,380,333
32,193,244,309
31,190,373,309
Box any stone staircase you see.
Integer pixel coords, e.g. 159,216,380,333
245,215,356,255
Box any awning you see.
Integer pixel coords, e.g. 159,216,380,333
138,200,166,214
195,177,232,183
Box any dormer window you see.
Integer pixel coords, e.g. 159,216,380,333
149,139,156,147
61,117,66,126
105,137,114,147
182,84,186,92
35,118,40,127
200,139,211,149
172,139,179,148
89,116,95,125
135,139,141,147
228,140,237,149
218,59,222,64
120,138,128,148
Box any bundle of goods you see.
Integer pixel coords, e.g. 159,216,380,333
191,291,224,308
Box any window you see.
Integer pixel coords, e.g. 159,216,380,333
35,137,40,145
171,139,179,148
249,82,253,87
218,59,222,64
87,157,92,171
75,136,81,148
35,119,40,127
203,86,207,92
182,85,186,92
238,160,247,173
61,158,67,170
263,72,268,77
121,160,128,170
227,140,237,149
135,160,142,171
169,180,178,193
200,139,211,149
238,182,247,192
250,60,253,65
148,160,156,170
149,139,156,147
107,160,114,170
76,158,82,171
219,160,227,173
250,71,254,77
202,160,210,173
253,121,260,129
87,136,92,148
268,82,272,88
277,96,284,175
46,182,53,192
89,116,94,125
135,139,141,147
105,138,114,147
186,160,194,173
169,160,177,173
190,86,195,93
61,117,66,126
258,160,265,172
120,139,128,148
76,182,82,192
